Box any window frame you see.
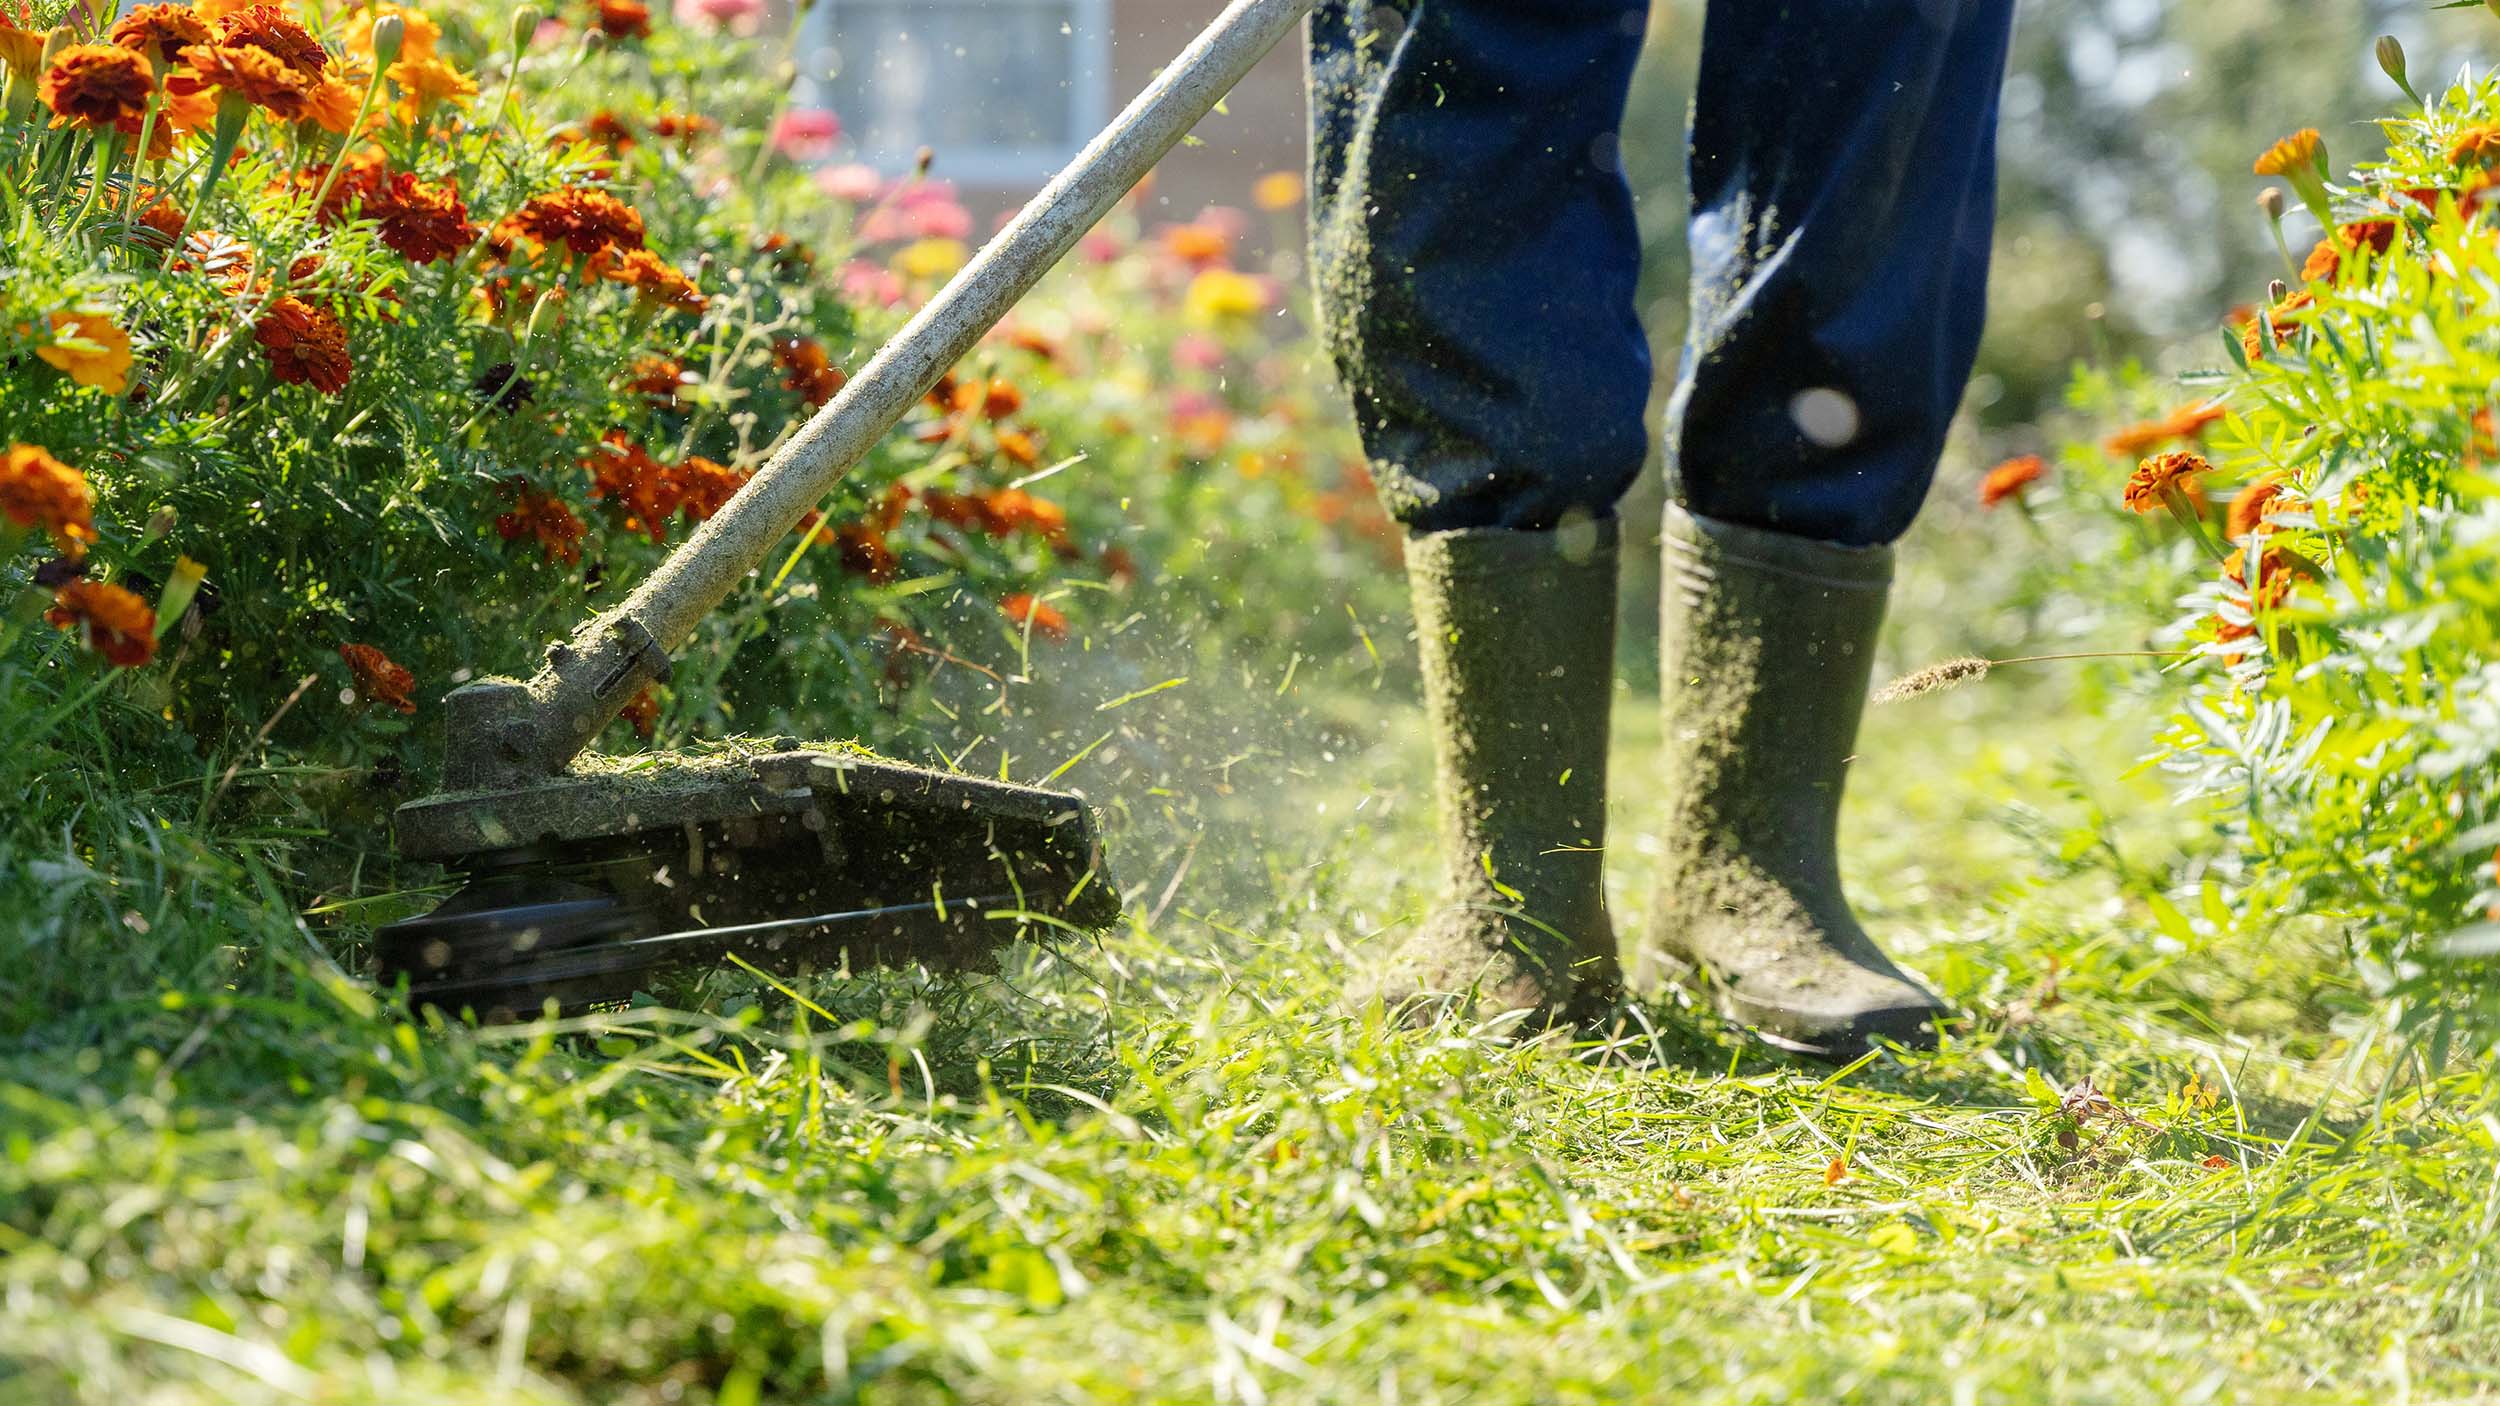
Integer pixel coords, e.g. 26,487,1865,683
797,0,1115,187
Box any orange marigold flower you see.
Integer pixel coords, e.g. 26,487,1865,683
617,684,660,738
369,171,477,264
1160,222,1231,265
2226,472,2289,541
2222,545,2307,609
669,455,747,521
594,247,708,314
136,192,190,247
583,432,680,542
591,0,653,40
495,481,587,563
923,489,983,532
301,62,368,135
995,427,1041,468
39,44,153,131
339,642,417,712
159,77,219,134
1006,324,1063,363
2252,128,2324,177
111,5,211,70
775,336,845,407
585,109,635,150
836,521,897,581
37,310,135,394
2239,290,2314,363
2123,450,2211,514
387,54,474,119
2301,219,2399,283
1977,454,2047,508
981,487,1069,544
754,231,815,276
650,110,715,143
975,377,1023,420
47,580,157,667
2450,124,2500,169
211,4,327,77
291,148,389,225
0,444,96,559
999,592,1067,642
0,14,52,82
346,4,438,64
2104,400,2227,458
510,187,646,260
254,296,352,393
174,41,312,119
626,353,686,403
1253,171,1302,211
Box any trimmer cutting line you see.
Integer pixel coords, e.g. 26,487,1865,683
376,0,1317,1018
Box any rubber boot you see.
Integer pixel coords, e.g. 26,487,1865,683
1636,505,1945,1058
1384,519,1622,1023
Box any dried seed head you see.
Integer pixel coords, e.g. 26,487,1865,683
2257,187,2286,221
1872,656,1990,705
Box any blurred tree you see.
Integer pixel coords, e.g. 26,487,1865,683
1622,0,2484,429
1608,0,2485,681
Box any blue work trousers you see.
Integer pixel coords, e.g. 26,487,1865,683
1308,0,2016,547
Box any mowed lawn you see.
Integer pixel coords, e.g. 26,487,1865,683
6,548,2495,1406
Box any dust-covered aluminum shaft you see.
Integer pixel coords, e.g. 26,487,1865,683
503,0,1315,779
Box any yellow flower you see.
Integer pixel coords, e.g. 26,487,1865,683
894,237,967,279
1252,170,1303,211
37,310,134,394
1184,268,1268,325
191,0,261,20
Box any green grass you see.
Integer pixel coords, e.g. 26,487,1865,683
6,607,2498,1404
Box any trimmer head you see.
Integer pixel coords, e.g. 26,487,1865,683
376,746,1118,1020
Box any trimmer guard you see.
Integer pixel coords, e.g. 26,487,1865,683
378,747,1118,1018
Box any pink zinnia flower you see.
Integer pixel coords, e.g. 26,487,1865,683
816,162,883,203
771,107,841,160
840,258,905,307
675,0,762,27
860,184,973,243
1172,333,1226,372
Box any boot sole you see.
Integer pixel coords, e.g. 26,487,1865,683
1644,951,1937,1062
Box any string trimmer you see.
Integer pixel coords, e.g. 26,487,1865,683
376,0,1314,1019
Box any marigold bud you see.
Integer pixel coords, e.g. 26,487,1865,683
508,6,541,54
2377,34,2410,91
369,13,405,66
154,556,206,635
2257,187,2285,222
521,286,564,348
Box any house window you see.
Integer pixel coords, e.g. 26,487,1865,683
797,0,1113,187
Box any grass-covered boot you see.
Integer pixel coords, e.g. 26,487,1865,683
1636,505,1945,1058
1383,520,1622,1023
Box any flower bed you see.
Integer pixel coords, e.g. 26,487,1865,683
0,0,1385,820
1979,66,2500,1042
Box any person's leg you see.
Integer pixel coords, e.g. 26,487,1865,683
1638,0,2016,1058
1309,0,1650,1018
